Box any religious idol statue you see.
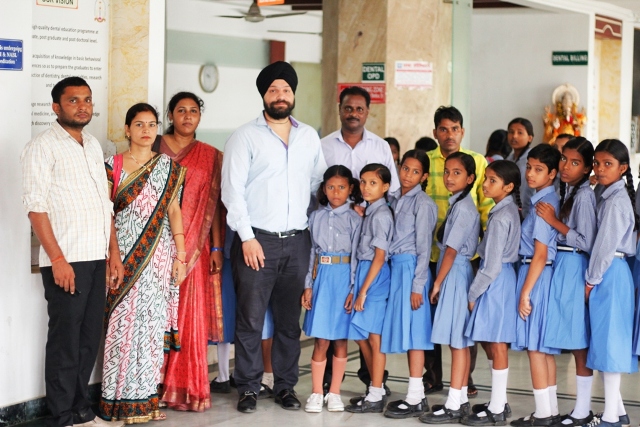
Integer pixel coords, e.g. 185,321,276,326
543,83,586,144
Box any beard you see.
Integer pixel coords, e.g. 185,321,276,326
57,112,92,129
264,99,295,120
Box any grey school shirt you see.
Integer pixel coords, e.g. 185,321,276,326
388,186,438,293
468,195,521,303
304,203,363,289
557,180,596,253
586,180,637,285
356,198,393,262
437,192,480,259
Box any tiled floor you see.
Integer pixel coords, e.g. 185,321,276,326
19,341,640,427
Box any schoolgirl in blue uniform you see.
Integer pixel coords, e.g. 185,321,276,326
588,140,637,427
301,165,363,413
462,160,522,426
421,152,480,425
511,144,561,427
536,138,596,426
380,150,437,419
345,163,394,414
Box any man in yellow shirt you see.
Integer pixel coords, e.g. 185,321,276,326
423,106,494,399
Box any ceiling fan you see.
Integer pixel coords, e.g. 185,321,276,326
217,1,307,23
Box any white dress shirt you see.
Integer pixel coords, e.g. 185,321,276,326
21,120,113,266
221,113,327,242
321,128,400,193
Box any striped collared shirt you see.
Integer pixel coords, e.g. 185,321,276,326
21,120,113,267
425,147,494,262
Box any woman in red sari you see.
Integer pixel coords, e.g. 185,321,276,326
159,92,224,411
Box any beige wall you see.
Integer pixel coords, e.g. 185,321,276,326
595,37,622,141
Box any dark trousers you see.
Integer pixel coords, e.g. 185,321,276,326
232,230,310,395
41,260,106,427
424,261,443,387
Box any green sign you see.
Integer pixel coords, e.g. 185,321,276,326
362,62,385,82
552,51,588,66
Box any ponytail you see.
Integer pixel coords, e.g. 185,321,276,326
512,184,524,223
623,168,638,231
558,176,588,222
436,185,473,244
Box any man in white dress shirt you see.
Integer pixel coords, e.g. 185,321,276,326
321,86,399,193
21,77,124,427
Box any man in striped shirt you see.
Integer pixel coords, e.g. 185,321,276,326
21,77,124,427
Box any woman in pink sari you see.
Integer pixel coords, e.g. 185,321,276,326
159,92,224,411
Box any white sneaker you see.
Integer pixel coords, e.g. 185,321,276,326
325,392,344,412
305,393,324,413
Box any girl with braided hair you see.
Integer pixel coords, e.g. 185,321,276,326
421,152,480,424
535,137,597,426
586,139,637,427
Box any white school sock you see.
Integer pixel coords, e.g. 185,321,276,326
488,359,494,370
365,386,384,403
403,377,425,406
571,375,593,419
461,386,469,404
602,372,621,423
549,385,559,416
216,343,231,382
262,372,274,389
442,388,462,411
617,391,626,417
487,368,509,414
533,388,552,419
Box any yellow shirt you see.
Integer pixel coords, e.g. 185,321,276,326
425,147,494,262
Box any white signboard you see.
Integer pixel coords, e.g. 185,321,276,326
394,61,433,90
31,0,109,151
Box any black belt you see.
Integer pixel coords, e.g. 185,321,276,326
253,227,305,238
521,256,553,265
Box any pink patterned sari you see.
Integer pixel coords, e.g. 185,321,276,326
160,139,223,412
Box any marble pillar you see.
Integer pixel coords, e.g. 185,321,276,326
322,0,452,154
108,0,151,153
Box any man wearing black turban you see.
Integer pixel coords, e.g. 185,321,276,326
221,61,327,414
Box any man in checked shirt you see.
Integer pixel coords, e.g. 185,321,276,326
21,77,124,427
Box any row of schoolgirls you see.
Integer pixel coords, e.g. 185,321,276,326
299,136,639,427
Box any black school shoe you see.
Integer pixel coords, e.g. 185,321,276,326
237,391,257,413
420,404,469,424
463,408,509,426
551,412,593,427
384,398,429,419
345,396,386,413
473,403,513,418
274,389,301,410
510,413,561,426
258,383,274,400
431,402,471,417
209,378,231,393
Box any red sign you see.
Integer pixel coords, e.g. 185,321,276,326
257,0,285,5
337,83,386,104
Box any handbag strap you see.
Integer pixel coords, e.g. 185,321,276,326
111,153,123,201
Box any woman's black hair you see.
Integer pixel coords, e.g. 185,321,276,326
125,103,159,127
527,143,561,177
485,129,510,158
360,163,392,199
316,165,363,206
165,92,205,135
558,137,594,222
486,160,523,222
595,139,638,230
385,137,401,165
400,149,430,190
415,137,438,152
508,117,534,161
436,152,476,243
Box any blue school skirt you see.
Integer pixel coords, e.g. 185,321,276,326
303,252,352,340
381,254,433,353
219,258,236,343
465,262,517,343
348,260,391,341
589,258,636,372
512,263,560,354
431,254,474,349
543,251,589,350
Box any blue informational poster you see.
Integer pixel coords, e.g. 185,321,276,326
0,39,23,71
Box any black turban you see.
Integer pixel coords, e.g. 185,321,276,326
256,61,298,98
